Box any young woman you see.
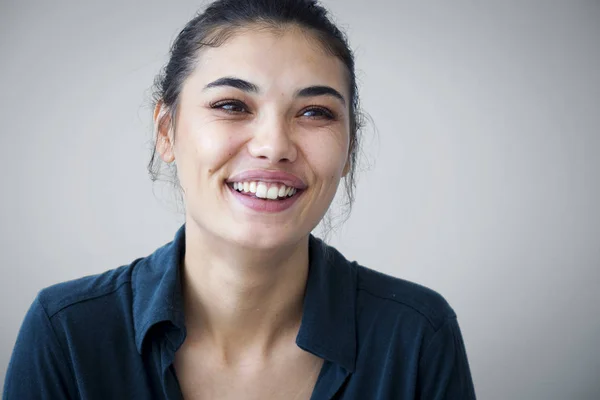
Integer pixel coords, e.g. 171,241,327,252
4,0,476,398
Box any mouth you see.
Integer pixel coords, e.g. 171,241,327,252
227,181,303,200
225,179,305,213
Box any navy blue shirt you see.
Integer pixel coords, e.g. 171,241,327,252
4,225,476,399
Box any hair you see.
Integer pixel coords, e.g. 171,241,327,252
148,0,366,229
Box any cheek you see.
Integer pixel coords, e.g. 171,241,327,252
176,119,246,177
301,132,349,180
170,123,241,200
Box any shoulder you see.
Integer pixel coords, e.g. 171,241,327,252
354,263,456,331
37,258,142,318
315,237,456,331
27,258,149,364
6,256,157,398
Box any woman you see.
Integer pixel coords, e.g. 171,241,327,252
4,0,476,398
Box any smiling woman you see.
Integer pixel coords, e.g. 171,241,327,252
152,25,353,250
3,0,475,399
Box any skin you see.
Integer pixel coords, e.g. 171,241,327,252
154,25,351,398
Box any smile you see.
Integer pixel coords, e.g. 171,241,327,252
230,181,298,200
226,180,304,213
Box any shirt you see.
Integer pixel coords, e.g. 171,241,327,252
3,225,476,399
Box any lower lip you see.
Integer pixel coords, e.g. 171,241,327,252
227,184,303,213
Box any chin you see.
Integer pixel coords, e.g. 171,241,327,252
226,223,305,251
187,201,322,251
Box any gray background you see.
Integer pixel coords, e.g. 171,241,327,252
1,0,599,398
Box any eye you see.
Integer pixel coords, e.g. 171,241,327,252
210,99,249,114
300,106,335,120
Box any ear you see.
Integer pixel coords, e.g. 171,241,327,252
342,157,351,177
341,137,355,178
154,100,175,163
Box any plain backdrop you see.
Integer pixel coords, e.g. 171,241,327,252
1,0,599,398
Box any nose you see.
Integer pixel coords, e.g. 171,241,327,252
247,116,297,164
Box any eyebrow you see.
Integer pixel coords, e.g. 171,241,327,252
296,86,346,106
204,77,259,93
203,76,346,106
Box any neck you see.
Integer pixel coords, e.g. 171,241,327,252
180,221,310,364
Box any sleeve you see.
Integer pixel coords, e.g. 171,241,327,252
417,316,477,399
3,295,78,399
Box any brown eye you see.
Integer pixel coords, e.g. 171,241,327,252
211,100,248,114
301,106,335,120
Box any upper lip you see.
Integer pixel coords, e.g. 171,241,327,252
227,170,307,189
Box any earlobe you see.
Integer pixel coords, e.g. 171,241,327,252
157,136,175,163
154,101,175,163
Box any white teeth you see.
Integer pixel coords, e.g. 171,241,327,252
266,186,279,199
255,183,268,199
231,181,299,200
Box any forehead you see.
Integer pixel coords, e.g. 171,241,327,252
186,27,349,96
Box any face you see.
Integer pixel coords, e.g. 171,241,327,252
156,27,351,250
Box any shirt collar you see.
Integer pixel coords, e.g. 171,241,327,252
132,225,358,372
297,235,358,372
132,225,187,353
